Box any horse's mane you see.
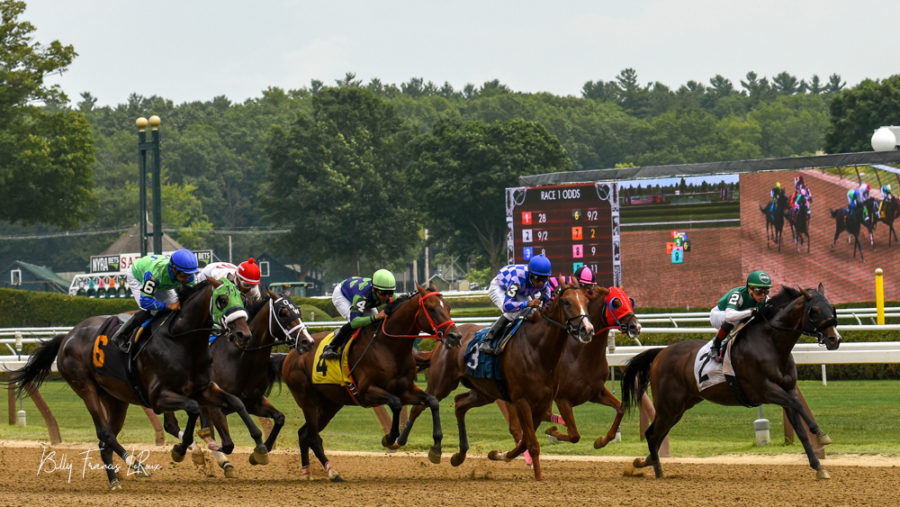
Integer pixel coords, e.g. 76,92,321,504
175,280,211,302
385,291,416,315
245,293,271,320
760,285,804,321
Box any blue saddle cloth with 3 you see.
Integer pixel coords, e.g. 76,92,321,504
464,319,524,381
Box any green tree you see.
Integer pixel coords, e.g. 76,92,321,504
0,0,96,227
409,118,571,270
825,75,900,153
261,87,419,277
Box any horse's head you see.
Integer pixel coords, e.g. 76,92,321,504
266,289,315,354
799,283,841,350
549,277,594,343
207,277,252,348
589,286,641,339
413,284,462,348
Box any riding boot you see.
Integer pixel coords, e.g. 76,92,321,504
111,310,151,353
710,322,734,362
321,323,353,360
477,316,510,355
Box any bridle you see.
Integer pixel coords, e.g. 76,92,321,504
758,293,838,345
380,291,456,342
540,286,590,338
237,296,307,351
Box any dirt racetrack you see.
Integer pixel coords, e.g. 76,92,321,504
1,441,897,506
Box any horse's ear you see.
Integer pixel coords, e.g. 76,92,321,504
416,283,426,294
799,286,812,300
427,282,438,292
817,282,825,296
209,277,222,288
267,288,276,298
594,286,609,298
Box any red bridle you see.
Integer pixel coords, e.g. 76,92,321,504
380,291,456,341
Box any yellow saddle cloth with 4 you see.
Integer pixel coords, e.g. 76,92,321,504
312,331,353,385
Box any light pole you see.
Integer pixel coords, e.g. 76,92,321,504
137,115,163,255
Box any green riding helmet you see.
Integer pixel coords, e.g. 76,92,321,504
746,270,773,288
372,269,396,291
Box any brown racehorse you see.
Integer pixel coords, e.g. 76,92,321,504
162,289,315,476
881,195,899,247
621,284,841,480
397,278,593,481
280,284,461,481
498,286,641,452
13,278,269,489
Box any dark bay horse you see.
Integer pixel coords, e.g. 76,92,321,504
881,195,899,247
499,286,641,452
13,278,269,489
397,278,593,481
787,200,810,253
831,206,866,261
280,284,461,481
163,289,315,477
621,284,841,480
760,193,788,250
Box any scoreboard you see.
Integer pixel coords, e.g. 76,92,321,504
506,182,620,287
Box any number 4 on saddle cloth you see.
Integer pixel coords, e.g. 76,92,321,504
312,329,361,387
91,314,158,407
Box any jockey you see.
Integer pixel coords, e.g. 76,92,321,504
547,264,596,293
858,183,874,220
478,254,553,355
194,258,262,303
790,176,812,218
880,184,894,216
847,188,860,212
708,270,771,362
111,248,200,352
322,269,396,360
770,181,784,200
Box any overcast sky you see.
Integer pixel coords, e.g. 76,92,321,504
23,0,900,107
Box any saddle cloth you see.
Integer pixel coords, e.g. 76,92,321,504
694,338,736,392
312,330,357,385
91,314,153,407
464,328,504,381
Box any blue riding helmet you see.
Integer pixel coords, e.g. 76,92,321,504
170,248,199,274
528,254,552,276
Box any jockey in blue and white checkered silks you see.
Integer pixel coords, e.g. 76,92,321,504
477,254,553,355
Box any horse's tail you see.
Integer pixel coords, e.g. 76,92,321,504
12,333,66,399
414,349,433,372
265,352,287,396
621,347,663,413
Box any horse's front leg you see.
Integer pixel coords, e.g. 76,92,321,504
194,384,268,465
761,382,829,479
397,385,442,463
248,397,285,452
592,384,626,449
358,385,404,451
152,389,201,462
546,399,580,444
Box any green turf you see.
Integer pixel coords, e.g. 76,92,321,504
3,379,898,459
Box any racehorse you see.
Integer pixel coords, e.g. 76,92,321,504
787,199,810,253
396,278,593,481
497,286,641,452
162,289,315,477
880,195,900,247
760,192,788,250
279,284,461,481
861,197,879,247
830,206,866,261
13,278,269,489
621,284,841,480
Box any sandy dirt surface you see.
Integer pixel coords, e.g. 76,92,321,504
1,440,898,506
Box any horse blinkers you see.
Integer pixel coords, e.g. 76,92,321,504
803,296,841,350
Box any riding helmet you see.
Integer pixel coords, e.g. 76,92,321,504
170,248,200,274
237,258,261,285
372,269,396,291
746,270,772,288
528,254,552,276
574,265,595,285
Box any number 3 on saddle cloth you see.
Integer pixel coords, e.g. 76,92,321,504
91,314,156,407
312,329,362,401
463,318,525,398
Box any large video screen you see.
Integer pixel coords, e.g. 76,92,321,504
509,168,900,308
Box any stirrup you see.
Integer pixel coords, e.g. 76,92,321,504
321,346,340,359
478,342,497,355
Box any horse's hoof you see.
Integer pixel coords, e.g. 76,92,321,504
816,468,831,480
223,463,237,479
249,445,269,466
623,462,636,476
207,441,222,452
109,478,122,490
133,463,151,478
818,433,833,445
327,467,342,482
171,446,186,463
428,448,441,464
220,443,234,455
381,434,400,450
450,453,465,467
544,425,557,436
488,450,503,461
331,475,345,483
593,436,609,449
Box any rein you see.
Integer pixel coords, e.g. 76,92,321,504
540,286,589,338
758,296,837,344
238,297,306,352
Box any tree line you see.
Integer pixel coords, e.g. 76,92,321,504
2,0,900,283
